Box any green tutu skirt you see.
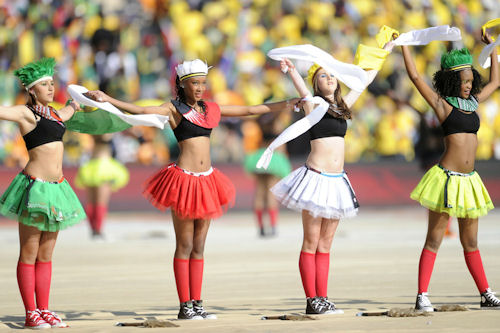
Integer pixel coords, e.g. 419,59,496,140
75,157,129,191
410,164,494,218
244,149,291,179
0,172,86,231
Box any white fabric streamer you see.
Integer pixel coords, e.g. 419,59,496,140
67,84,170,129
256,96,329,170
478,35,500,68
393,25,462,46
267,44,369,92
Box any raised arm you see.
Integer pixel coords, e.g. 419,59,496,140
84,90,171,116
401,45,446,119
344,42,395,108
0,105,31,123
281,58,311,98
56,100,81,122
476,31,499,103
220,98,300,117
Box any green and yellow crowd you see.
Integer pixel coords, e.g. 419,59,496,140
1,0,499,167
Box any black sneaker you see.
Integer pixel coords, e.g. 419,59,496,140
319,297,344,314
306,297,334,314
178,301,203,320
415,292,434,312
481,288,500,309
193,300,217,319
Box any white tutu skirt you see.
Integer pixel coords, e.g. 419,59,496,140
271,165,359,219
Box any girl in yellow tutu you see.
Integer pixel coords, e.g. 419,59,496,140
76,133,129,239
401,30,500,311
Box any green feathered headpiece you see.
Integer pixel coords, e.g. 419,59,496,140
440,48,473,72
13,58,56,89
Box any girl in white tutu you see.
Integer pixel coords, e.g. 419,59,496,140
258,40,394,315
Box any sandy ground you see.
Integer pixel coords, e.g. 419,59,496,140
1,207,499,332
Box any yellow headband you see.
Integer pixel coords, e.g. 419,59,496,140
307,63,321,86
179,72,207,81
447,64,472,72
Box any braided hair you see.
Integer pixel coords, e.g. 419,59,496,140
174,76,206,113
432,68,483,99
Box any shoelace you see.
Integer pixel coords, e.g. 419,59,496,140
419,294,432,307
311,298,326,312
484,290,500,305
321,297,336,310
26,311,46,325
183,306,197,317
193,305,207,315
40,310,61,324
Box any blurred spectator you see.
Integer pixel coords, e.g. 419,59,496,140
0,0,499,167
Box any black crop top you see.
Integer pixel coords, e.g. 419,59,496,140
173,117,212,142
22,106,66,150
441,107,479,136
171,100,221,142
309,111,347,140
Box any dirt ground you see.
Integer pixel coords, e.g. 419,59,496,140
1,207,499,332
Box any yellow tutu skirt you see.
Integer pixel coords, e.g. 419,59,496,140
75,157,129,191
410,164,494,218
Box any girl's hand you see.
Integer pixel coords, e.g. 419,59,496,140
84,90,109,103
383,41,395,52
280,58,295,74
481,30,493,45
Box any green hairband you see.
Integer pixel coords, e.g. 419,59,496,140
441,48,473,71
14,58,56,89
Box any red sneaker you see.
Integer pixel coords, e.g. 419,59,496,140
39,310,69,328
24,310,51,329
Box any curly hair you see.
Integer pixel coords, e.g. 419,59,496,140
432,68,483,99
174,76,206,112
312,73,351,119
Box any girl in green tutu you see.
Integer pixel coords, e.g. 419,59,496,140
401,30,500,311
0,58,86,328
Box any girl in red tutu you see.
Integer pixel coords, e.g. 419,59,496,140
85,59,299,320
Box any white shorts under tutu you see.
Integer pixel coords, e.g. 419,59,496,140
271,165,359,219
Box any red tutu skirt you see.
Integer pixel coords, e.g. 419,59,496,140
143,163,235,219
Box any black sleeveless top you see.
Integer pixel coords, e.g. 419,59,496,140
171,100,221,142
22,106,66,150
441,107,480,136
309,111,347,140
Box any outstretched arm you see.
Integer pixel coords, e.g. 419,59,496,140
477,31,499,102
84,90,171,116
220,98,300,117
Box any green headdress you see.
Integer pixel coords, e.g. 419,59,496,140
13,58,56,89
440,48,473,72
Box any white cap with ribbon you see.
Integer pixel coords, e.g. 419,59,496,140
175,59,211,81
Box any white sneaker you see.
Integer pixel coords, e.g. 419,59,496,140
415,292,434,312
481,288,500,309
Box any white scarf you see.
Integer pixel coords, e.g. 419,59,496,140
478,34,500,68
393,25,462,45
67,84,169,129
267,45,369,92
256,96,329,169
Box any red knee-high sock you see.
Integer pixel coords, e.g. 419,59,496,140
189,259,204,301
17,262,36,312
418,249,437,293
299,251,316,298
94,205,108,234
35,261,52,310
315,252,330,297
464,250,489,293
269,209,278,228
255,209,264,228
173,258,190,303
85,203,96,231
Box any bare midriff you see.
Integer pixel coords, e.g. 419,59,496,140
24,142,64,182
306,136,345,173
176,136,212,173
439,133,477,173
